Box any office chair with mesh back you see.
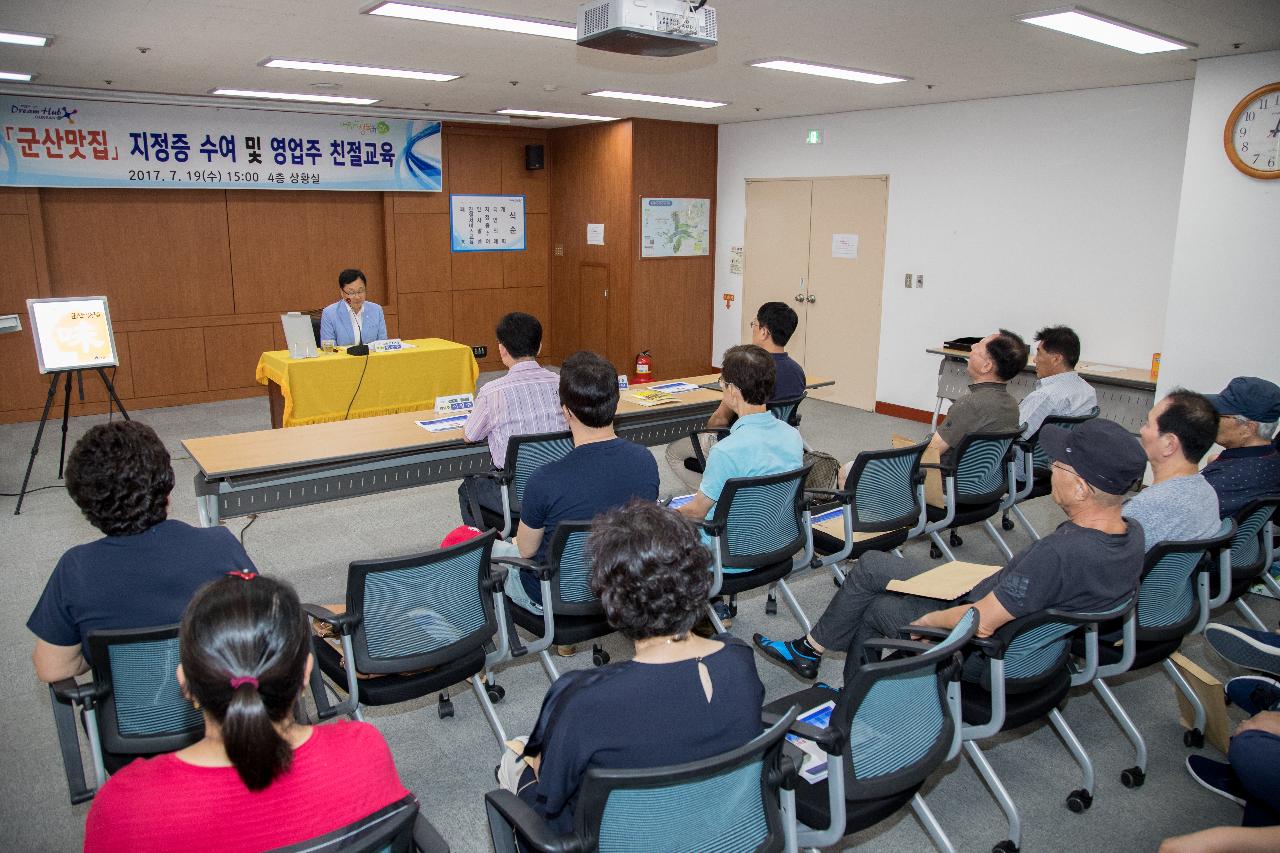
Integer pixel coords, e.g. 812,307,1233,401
462,430,576,538
306,529,511,748
764,608,980,853
1208,495,1280,630
921,429,1021,562
701,465,815,635
266,794,449,853
953,596,1135,853
1002,408,1098,539
485,708,818,853
808,439,931,586
1082,521,1234,778
768,392,806,427
490,520,616,683
48,624,204,804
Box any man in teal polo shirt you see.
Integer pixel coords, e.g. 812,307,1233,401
677,343,804,624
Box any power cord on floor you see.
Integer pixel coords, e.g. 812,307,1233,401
238,513,259,547
0,484,63,498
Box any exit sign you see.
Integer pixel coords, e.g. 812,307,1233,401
805,129,823,144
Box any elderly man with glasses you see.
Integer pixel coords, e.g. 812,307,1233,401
319,268,387,347
1200,377,1280,518
755,418,1147,685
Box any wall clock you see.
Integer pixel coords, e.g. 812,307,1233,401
1224,81,1280,179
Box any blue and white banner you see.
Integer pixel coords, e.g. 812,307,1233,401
0,96,443,191
450,194,525,252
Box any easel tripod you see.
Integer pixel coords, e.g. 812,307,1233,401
14,367,129,515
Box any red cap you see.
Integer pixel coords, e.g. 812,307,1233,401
440,525,484,549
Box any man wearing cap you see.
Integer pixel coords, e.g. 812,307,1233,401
755,418,1147,684
1200,377,1280,517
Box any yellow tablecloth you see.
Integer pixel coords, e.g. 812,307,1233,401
255,338,479,427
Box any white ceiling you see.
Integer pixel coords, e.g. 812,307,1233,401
2,1,1278,127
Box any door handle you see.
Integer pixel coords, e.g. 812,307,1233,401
794,293,805,303
806,294,816,304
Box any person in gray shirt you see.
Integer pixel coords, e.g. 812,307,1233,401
1124,391,1222,550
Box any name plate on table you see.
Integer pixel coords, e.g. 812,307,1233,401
647,380,701,394
370,338,408,352
435,393,474,414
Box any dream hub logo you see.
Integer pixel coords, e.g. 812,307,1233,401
9,104,77,123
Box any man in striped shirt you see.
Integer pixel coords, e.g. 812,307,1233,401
459,312,566,527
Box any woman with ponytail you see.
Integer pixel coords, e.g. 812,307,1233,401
84,575,409,852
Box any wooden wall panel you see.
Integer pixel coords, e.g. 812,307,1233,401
503,138,550,213
0,213,39,314
203,323,275,390
0,187,29,215
128,328,207,397
227,190,386,315
398,291,453,341
453,286,548,370
448,136,505,195
41,189,233,321
451,250,504,291
630,120,718,378
394,213,451,292
504,214,549,289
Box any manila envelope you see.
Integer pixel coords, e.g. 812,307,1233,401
885,561,1002,601
1169,652,1232,754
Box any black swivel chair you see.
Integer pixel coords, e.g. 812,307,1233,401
267,794,449,853
1001,408,1098,538
462,430,575,538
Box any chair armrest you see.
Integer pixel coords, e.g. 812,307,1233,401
696,519,725,538
413,813,451,853
896,626,950,642
863,638,934,658
789,719,845,756
303,604,361,635
484,563,508,591
918,461,956,475
465,468,513,485
490,556,552,582
48,683,97,805
50,677,106,706
805,488,852,506
483,790,582,853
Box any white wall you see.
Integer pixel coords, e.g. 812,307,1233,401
1157,50,1280,399
715,82,1194,412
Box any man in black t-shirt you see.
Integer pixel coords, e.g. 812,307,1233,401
756,418,1147,685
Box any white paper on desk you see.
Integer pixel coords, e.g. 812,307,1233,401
416,415,469,433
648,381,700,394
587,223,604,245
831,233,859,259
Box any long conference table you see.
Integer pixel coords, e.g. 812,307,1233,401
185,375,736,527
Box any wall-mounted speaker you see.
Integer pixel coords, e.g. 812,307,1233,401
525,144,545,171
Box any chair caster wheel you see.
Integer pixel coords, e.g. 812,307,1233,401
438,693,454,719
1001,514,1015,531
592,644,610,667
832,572,844,588
1120,767,1145,788
993,841,1019,853
1184,728,1205,748
949,530,963,547
1066,789,1092,812
765,595,778,615
486,683,505,703
929,543,943,559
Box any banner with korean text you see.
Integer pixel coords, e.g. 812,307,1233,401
0,95,443,191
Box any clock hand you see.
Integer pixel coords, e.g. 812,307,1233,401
1270,116,1280,138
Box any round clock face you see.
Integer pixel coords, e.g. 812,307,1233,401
1226,83,1280,179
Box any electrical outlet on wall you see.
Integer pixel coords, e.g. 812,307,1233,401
904,273,913,289
915,274,924,288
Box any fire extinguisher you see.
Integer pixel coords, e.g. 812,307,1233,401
633,350,653,384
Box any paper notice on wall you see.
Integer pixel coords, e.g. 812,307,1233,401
832,233,859,259
729,246,744,275
587,223,605,245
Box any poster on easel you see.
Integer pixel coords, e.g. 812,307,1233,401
26,296,119,373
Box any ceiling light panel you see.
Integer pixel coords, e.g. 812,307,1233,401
497,109,618,121
1017,7,1193,54
587,90,726,109
0,71,35,82
366,3,576,39
751,59,908,84
212,88,379,105
263,58,460,82
0,31,51,47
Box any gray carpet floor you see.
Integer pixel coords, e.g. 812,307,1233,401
0,388,1272,852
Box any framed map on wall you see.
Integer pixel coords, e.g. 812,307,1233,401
640,197,709,258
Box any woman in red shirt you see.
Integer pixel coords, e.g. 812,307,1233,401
84,575,409,852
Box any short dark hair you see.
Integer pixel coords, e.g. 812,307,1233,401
721,344,775,405
180,575,308,792
65,421,173,536
988,329,1030,382
495,312,542,359
589,500,713,641
1035,325,1082,368
1157,389,1220,464
559,351,619,428
337,269,366,290
756,302,799,347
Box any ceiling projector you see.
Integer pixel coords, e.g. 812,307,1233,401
576,0,718,57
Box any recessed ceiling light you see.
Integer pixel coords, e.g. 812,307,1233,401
587,90,726,109
366,3,576,40
263,58,460,82
0,71,35,82
211,88,379,105
497,108,618,122
1016,7,1193,54
0,31,51,47
750,59,908,85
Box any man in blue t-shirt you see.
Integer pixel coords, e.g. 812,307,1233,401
28,421,257,683
677,344,804,623
504,351,659,610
